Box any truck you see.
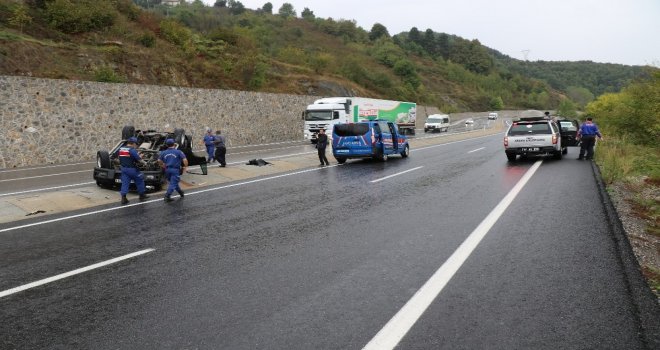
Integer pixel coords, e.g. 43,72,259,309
303,97,416,143
503,116,578,161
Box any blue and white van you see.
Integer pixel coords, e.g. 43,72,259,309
332,120,410,163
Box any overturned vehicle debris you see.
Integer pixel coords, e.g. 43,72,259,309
93,126,208,191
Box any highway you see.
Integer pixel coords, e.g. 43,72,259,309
1,129,657,349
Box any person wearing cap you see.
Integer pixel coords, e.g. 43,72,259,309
213,129,227,167
117,137,149,205
158,138,188,202
203,127,215,163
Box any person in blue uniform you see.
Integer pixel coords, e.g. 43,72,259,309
577,117,604,160
203,128,215,163
117,137,149,205
158,138,188,202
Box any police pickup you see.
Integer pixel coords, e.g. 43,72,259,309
93,126,207,191
504,116,579,161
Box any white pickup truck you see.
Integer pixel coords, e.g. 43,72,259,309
504,117,572,161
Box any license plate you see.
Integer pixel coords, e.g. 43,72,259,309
522,147,539,151
115,179,121,183
335,149,349,153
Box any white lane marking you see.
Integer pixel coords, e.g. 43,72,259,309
0,165,339,233
0,162,95,173
0,182,96,197
413,133,502,152
370,167,423,183
0,170,89,182
467,147,485,153
363,160,543,350
0,249,155,299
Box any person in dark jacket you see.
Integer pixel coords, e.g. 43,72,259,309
577,117,604,160
213,130,227,167
316,128,330,166
158,139,188,202
117,137,149,205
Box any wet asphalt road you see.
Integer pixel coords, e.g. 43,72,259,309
1,134,657,349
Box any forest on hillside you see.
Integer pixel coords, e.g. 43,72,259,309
0,0,653,113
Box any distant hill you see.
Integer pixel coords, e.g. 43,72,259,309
0,0,653,112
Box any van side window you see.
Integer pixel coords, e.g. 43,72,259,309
378,121,390,134
334,124,369,136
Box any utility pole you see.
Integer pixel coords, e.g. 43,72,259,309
521,49,530,61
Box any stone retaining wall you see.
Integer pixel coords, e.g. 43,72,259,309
0,76,440,168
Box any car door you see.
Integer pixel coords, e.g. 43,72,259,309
378,121,393,153
559,120,580,147
388,122,399,152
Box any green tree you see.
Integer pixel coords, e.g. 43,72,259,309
490,96,504,110
422,29,436,54
408,27,421,44
261,2,272,13
214,0,227,7
557,98,578,117
301,7,314,20
566,86,595,108
45,0,116,34
369,23,389,41
229,0,245,15
278,3,296,18
8,4,32,33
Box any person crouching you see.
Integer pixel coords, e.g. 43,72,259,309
158,138,188,202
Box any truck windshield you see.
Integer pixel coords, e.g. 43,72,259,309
333,124,370,136
427,118,444,123
305,110,333,121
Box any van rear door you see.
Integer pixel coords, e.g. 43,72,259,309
332,123,372,156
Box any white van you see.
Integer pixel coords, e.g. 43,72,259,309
488,112,498,120
424,114,450,133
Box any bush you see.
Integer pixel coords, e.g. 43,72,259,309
94,66,125,83
138,33,155,47
45,0,116,34
159,18,192,48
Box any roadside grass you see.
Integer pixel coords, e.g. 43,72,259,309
596,136,660,296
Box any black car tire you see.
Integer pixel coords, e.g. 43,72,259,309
97,150,111,169
562,147,568,155
554,150,563,160
401,145,410,158
121,125,135,140
506,152,516,162
335,157,346,164
174,128,185,148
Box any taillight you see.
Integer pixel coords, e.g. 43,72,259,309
504,136,508,147
552,134,558,144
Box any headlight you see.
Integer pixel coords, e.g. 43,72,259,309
145,175,155,180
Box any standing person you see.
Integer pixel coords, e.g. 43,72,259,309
117,137,149,205
213,129,227,167
577,117,604,160
203,127,215,163
316,128,330,166
158,139,188,202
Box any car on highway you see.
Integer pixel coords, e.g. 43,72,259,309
504,116,569,161
332,120,410,163
424,114,450,133
465,118,474,125
93,126,207,191
488,112,498,120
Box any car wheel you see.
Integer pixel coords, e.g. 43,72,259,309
562,147,568,155
506,152,516,162
380,153,388,162
424,129,428,133
401,144,410,158
174,128,185,147
121,125,135,140
97,150,111,169
554,151,563,160
335,157,346,164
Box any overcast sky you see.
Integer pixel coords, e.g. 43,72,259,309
200,0,659,66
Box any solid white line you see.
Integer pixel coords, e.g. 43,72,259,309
0,170,88,182
467,147,485,153
363,160,543,350
0,249,155,299
370,166,423,183
0,161,95,173
0,164,338,234
0,182,96,197
412,133,501,152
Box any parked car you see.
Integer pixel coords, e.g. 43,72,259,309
504,116,570,161
93,126,208,191
332,120,410,163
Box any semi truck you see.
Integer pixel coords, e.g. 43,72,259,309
302,97,416,142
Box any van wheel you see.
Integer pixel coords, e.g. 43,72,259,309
506,152,516,162
335,157,346,164
401,145,409,158
380,153,388,162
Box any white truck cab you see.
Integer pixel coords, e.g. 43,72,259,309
302,97,352,142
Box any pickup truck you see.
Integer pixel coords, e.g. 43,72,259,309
503,117,578,161
332,120,410,163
